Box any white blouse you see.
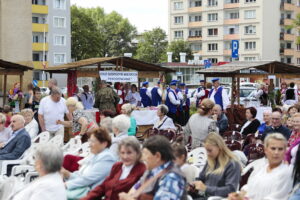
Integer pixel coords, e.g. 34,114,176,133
119,164,134,180
153,116,176,130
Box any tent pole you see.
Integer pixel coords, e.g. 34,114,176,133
3,75,7,106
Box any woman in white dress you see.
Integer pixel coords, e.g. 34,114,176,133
153,104,175,130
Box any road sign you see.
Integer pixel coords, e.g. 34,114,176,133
204,60,212,69
231,40,239,59
32,80,38,87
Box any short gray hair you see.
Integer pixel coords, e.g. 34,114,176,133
0,113,6,124
35,144,63,173
20,108,34,117
158,104,168,115
100,117,113,133
49,78,58,86
264,133,287,148
112,114,131,133
118,136,142,161
12,114,25,125
121,103,135,115
51,87,62,96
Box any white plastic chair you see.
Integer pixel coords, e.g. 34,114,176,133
32,131,50,144
77,142,90,157
62,136,82,155
187,147,207,172
48,135,64,147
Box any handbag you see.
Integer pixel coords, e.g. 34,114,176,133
66,186,90,200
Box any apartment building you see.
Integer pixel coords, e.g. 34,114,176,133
32,0,71,84
169,0,300,65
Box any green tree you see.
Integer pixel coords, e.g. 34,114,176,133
134,28,168,64
167,40,193,62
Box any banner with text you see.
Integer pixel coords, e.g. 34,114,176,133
99,71,138,82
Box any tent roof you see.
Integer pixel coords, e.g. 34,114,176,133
0,59,33,71
43,57,174,73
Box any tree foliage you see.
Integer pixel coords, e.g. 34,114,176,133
134,28,168,64
167,40,193,62
71,6,137,61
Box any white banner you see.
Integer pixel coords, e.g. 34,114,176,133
99,71,138,82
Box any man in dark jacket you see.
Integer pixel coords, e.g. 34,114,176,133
0,115,31,160
212,104,228,134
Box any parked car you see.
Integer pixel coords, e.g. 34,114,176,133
224,86,257,105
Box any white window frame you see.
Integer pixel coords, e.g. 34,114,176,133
53,34,66,46
208,28,218,36
245,41,256,50
174,2,184,10
245,0,256,3
208,43,218,51
54,0,66,10
244,57,256,61
174,31,184,38
245,25,256,34
174,16,184,24
208,0,218,7
244,10,256,19
208,13,218,22
54,53,66,64
53,16,66,28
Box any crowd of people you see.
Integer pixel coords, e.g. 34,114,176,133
1,77,300,200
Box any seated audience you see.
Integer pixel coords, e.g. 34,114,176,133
191,133,241,198
287,116,294,130
82,137,146,200
110,114,130,158
240,107,260,136
0,115,31,160
229,133,293,200
285,113,300,164
100,117,113,134
153,104,175,130
11,144,66,200
0,113,12,146
3,105,12,128
289,147,300,200
212,104,228,134
61,127,116,199
121,103,136,136
119,135,186,200
20,109,39,139
99,110,116,122
258,110,272,134
263,111,291,140
184,99,218,149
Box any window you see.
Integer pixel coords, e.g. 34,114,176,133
189,15,202,22
287,57,292,64
245,41,256,50
174,31,184,38
195,1,202,6
229,27,235,34
230,12,239,19
54,35,66,46
33,53,40,61
54,53,66,64
189,29,202,37
208,13,218,21
286,13,292,19
286,42,292,49
174,16,183,24
32,0,38,5
208,28,218,36
245,0,256,2
53,17,66,28
208,43,218,51
297,44,300,51
297,58,300,64
208,58,218,64
33,35,39,43
191,44,202,51
174,2,183,10
230,0,239,3
245,10,256,19
286,29,292,34
54,0,66,9
208,0,218,6
244,57,256,61
245,25,256,34
32,17,39,23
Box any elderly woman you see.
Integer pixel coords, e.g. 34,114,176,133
11,144,66,200
184,98,218,149
20,108,39,139
57,97,98,141
0,113,12,146
240,107,261,136
61,127,116,199
286,113,300,164
82,137,146,200
121,103,137,136
191,133,241,198
229,133,293,200
153,104,175,130
119,135,186,200
110,114,131,158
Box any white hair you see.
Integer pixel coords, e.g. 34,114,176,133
121,103,135,115
35,144,63,173
264,133,287,148
112,114,131,133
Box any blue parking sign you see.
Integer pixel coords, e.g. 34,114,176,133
204,60,212,69
231,40,239,59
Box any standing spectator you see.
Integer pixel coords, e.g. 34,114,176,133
240,107,260,136
114,82,125,114
184,99,218,149
139,81,152,107
3,105,12,128
24,83,34,108
151,81,162,106
177,83,191,126
284,82,298,105
121,104,136,136
212,104,228,134
209,78,229,110
20,109,39,139
125,84,141,106
0,113,12,146
258,110,272,134
263,111,291,140
194,80,206,108
48,78,58,95
166,81,180,123
94,80,120,113
80,85,94,110
29,87,42,133
38,87,69,138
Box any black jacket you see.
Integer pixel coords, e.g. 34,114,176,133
241,119,261,136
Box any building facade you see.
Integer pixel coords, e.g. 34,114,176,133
32,0,71,85
169,0,300,65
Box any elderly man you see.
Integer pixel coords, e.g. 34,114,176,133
208,78,230,110
0,115,31,160
212,104,228,134
258,110,272,134
262,111,291,140
38,87,69,138
229,133,293,200
94,80,120,113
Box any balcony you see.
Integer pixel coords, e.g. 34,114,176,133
33,61,49,70
284,34,294,41
224,34,239,40
32,5,48,14
224,3,239,9
280,2,295,11
188,22,202,27
187,36,202,41
32,23,48,32
284,19,293,25
223,50,231,55
188,7,202,13
32,43,49,51
284,48,294,56
224,19,240,25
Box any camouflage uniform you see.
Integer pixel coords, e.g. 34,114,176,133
94,87,120,113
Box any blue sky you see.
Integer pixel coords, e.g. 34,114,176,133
71,0,168,34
